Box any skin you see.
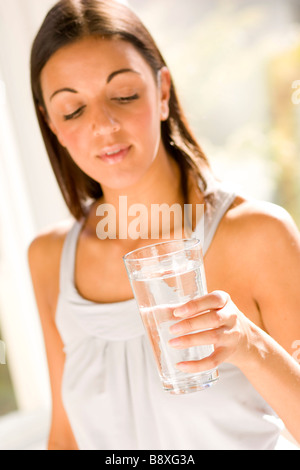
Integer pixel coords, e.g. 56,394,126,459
28,36,300,449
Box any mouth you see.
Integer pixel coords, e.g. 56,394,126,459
97,145,131,165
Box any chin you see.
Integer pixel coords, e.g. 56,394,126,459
99,165,154,191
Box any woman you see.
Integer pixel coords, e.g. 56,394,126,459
28,0,300,450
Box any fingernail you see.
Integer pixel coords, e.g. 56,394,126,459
173,306,188,317
169,338,182,348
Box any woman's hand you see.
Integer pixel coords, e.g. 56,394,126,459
169,291,254,372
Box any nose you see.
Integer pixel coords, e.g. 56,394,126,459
92,107,120,136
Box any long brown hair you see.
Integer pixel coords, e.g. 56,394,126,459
30,0,213,220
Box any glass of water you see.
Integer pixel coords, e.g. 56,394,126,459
123,239,219,395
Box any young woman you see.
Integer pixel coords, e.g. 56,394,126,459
28,0,300,450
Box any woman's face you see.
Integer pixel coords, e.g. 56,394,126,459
40,36,171,191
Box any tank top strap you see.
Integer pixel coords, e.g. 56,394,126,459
59,218,85,294
193,184,237,255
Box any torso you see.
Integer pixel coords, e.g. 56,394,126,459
33,182,297,451
49,192,266,331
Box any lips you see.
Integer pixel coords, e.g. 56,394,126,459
97,145,131,165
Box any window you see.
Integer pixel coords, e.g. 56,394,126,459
130,0,300,227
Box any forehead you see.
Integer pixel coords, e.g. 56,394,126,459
40,36,154,96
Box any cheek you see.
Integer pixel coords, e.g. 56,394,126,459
58,127,94,177
59,127,86,158
132,100,161,149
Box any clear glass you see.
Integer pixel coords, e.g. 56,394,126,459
123,239,219,395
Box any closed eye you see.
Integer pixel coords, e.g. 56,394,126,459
113,93,139,103
62,94,138,120
63,105,86,121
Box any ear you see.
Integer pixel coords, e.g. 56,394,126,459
39,105,66,147
159,66,171,122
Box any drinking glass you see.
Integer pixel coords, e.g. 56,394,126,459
123,239,219,395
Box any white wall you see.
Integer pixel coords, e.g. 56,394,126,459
0,0,68,412
0,0,69,231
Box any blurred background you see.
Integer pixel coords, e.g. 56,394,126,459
0,0,299,449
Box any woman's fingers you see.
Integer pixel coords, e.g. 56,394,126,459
170,309,225,335
173,290,230,318
169,326,228,349
170,292,235,337
175,347,228,373
168,290,245,368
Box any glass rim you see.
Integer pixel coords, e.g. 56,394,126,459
123,238,202,263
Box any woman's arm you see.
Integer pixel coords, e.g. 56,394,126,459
28,230,78,450
169,203,300,443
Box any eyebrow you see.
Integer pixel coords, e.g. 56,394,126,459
50,88,78,101
106,68,141,83
49,68,141,101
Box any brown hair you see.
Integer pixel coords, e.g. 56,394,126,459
30,0,212,220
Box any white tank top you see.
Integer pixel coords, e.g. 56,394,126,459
55,185,283,450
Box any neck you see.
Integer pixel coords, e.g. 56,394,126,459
88,144,204,249
104,150,181,207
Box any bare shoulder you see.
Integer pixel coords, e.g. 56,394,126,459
226,195,299,238
222,195,300,259
28,218,75,263
28,218,76,310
